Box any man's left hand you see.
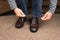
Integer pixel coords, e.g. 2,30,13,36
41,11,53,21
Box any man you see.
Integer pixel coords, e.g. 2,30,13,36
8,0,57,33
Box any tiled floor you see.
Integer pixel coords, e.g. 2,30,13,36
0,14,60,40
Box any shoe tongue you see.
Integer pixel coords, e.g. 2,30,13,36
33,17,37,19
32,18,38,24
33,17,38,21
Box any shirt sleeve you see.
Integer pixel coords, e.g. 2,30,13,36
8,0,18,10
48,0,58,14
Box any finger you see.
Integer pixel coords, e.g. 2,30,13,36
41,13,48,20
45,14,52,20
17,14,24,17
15,11,24,17
43,15,52,21
41,14,48,20
45,16,51,20
20,13,26,17
19,9,26,17
18,13,25,17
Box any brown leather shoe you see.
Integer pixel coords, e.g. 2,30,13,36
30,17,39,33
15,17,26,28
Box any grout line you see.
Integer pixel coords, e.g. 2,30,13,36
5,21,16,31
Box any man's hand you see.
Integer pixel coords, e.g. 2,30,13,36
14,8,26,17
41,11,53,21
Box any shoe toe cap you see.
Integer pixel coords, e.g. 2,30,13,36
15,24,23,28
30,28,37,33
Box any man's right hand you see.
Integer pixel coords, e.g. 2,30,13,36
14,8,26,17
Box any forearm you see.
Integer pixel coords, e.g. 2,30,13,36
48,0,58,14
8,0,18,10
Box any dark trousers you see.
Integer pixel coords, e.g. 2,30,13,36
16,0,43,17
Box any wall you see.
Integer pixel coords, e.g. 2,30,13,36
0,0,10,14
